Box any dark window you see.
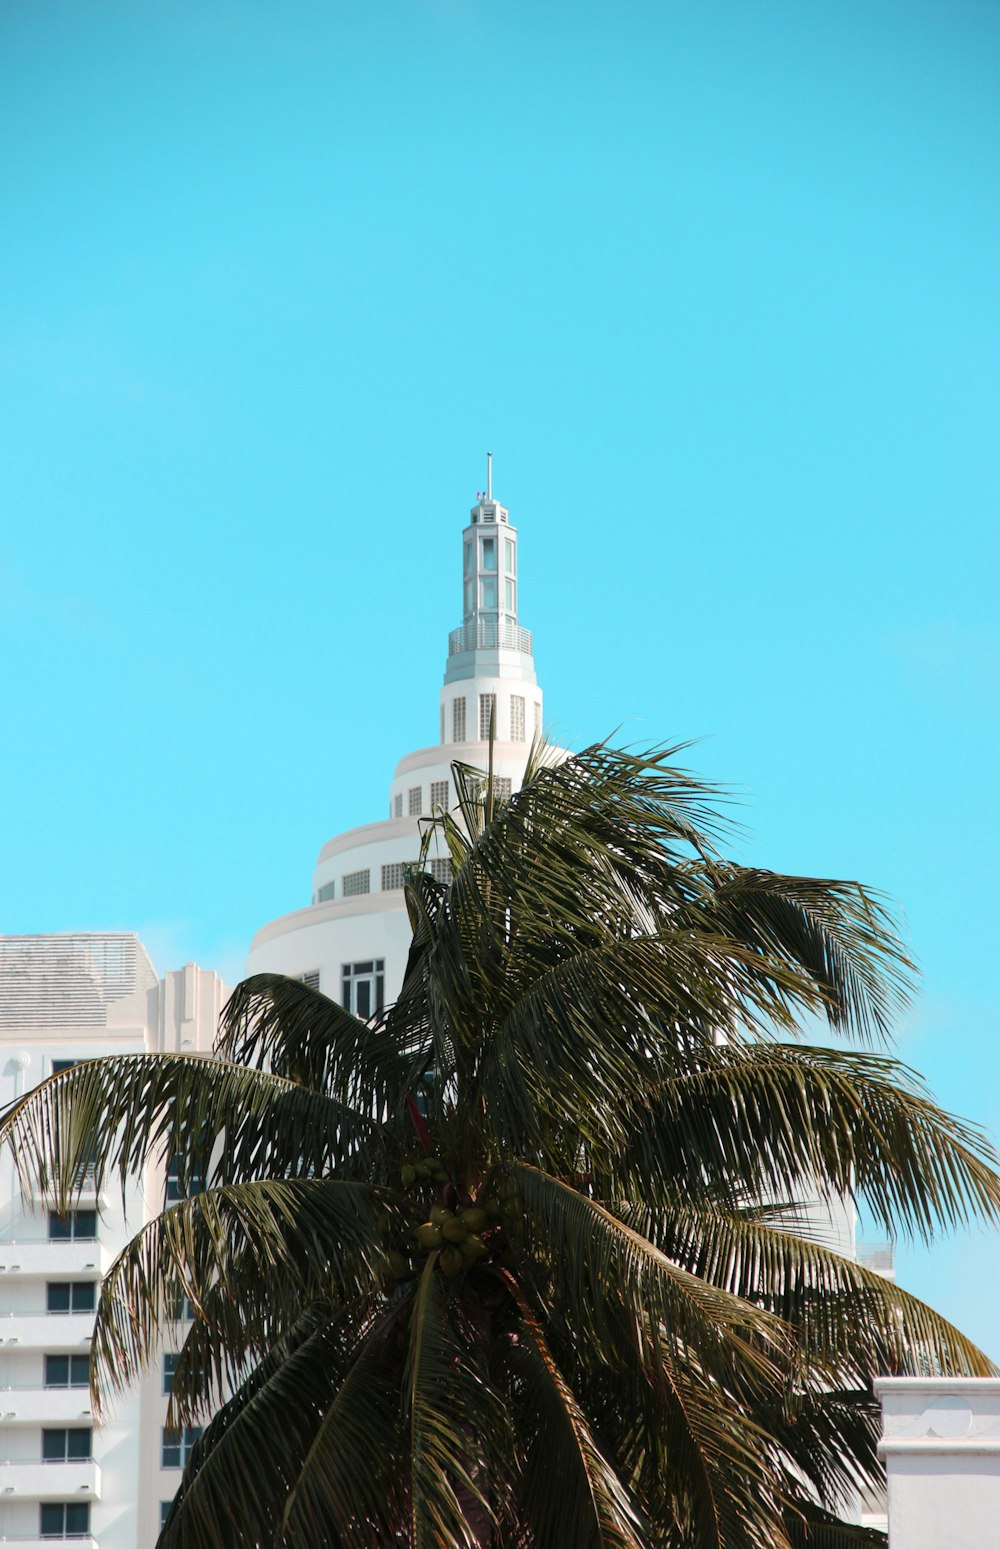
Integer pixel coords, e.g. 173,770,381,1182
165,1155,205,1204
161,1425,203,1468
341,960,385,1020
40,1501,90,1538
44,1355,90,1389
48,1210,97,1242
160,1501,173,1529
165,1288,196,1322
42,1428,91,1462
163,1353,179,1394
47,1281,96,1314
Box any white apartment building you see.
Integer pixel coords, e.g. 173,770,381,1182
0,934,227,1549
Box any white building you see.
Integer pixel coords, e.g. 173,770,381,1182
247,457,550,1005
0,934,227,1549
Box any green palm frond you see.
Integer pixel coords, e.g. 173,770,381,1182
220,974,417,1103
783,1502,888,1547
507,1287,648,1549
405,1256,511,1549
504,1164,788,1397
688,865,912,1045
92,1179,396,1414
164,1304,404,1549
617,1041,1000,1236
0,1053,384,1213
641,1201,997,1381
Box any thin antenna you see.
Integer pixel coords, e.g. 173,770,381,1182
487,451,492,502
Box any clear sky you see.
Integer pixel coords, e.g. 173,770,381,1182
2,1,999,1352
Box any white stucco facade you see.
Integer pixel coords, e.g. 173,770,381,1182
0,935,228,1549
878,1378,1000,1549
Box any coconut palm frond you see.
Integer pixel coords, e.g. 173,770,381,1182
618,1041,1000,1238
91,1179,394,1414
644,1201,997,1380
163,1305,398,1549
783,1502,888,1547
219,974,416,1102
403,1255,521,1549
505,1164,788,1399
0,1053,385,1214
690,865,913,1046
507,1289,649,1549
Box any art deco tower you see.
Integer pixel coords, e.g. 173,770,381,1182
245,459,552,1013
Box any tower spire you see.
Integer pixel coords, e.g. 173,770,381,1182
487,450,492,502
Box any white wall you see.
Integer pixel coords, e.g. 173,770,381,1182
877,1378,1000,1549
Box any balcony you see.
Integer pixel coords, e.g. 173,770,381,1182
0,1539,97,1548
448,619,533,657
0,1390,94,1426
0,1245,109,1280
0,1457,100,1499
0,1315,94,1353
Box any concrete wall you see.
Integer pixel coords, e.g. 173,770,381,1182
877,1378,1000,1549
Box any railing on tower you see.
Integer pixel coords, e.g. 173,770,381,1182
448,620,533,656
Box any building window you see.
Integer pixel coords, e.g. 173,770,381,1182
505,578,516,612
534,701,541,735
393,793,403,818
39,1503,90,1540
165,1155,205,1204
429,858,452,884
48,1210,97,1242
481,536,496,570
494,778,512,805
161,1501,173,1530
165,1288,197,1322
440,705,445,743
51,1059,79,1075
452,697,466,742
430,780,449,810
479,694,496,740
317,881,337,904
47,1281,96,1314
44,1355,90,1389
510,696,525,742
463,541,474,575
341,961,385,1020
298,969,321,989
480,576,498,610
163,1353,179,1395
382,863,419,892
42,1428,91,1462
505,538,515,573
408,786,422,817
341,869,370,897
162,1425,203,1469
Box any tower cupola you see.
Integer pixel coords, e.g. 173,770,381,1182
440,454,542,745
445,453,535,685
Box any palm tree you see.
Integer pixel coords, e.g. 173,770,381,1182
3,742,999,1549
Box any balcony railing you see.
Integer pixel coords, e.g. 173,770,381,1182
0,1388,94,1424
448,620,533,656
0,1457,100,1499
0,1313,95,1351
0,1244,109,1278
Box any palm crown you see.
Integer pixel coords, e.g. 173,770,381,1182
3,743,999,1549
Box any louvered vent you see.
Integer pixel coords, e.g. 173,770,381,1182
0,934,158,1030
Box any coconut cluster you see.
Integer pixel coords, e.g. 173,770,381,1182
414,1204,491,1277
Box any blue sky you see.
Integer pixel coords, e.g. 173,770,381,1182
2,1,999,1351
